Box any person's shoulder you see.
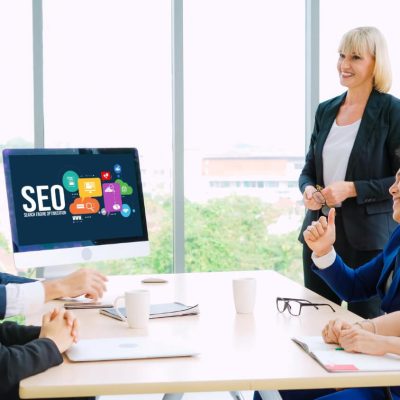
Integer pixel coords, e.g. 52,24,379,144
386,225,400,250
317,92,346,114
373,90,400,109
392,224,400,237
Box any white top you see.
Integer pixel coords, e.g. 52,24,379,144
5,281,44,317
322,119,361,188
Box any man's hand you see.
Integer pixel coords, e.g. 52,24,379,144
321,181,356,205
43,269,108,301
303,208,336,257
39,308,78,353
322,318,352,344
303,185,323,210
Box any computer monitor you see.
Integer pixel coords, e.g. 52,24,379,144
3,148,149,271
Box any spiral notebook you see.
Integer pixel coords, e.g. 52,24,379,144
293,336,400,372
100,302,199,320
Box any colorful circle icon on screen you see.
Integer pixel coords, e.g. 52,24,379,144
114,164,122,174
121,204,131,217
62,170,79,192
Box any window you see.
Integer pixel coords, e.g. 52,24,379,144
184,0,304,279
42,0,173,274
1,1,309,281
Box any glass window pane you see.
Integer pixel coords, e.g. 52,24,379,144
43,0,173,274
0,1,34,273
184,0,305,281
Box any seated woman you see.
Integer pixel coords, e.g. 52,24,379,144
0,307,94,400
256,311,400,400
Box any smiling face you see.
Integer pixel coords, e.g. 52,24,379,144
337,51,375,91
389,170,400,223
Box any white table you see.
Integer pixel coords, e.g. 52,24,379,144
20,270,398,399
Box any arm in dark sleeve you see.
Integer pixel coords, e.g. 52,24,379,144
0,272,36,285
0,321,41,346
311,252,384,302
0,323,63,393
298,104,321,194
354,96,400,204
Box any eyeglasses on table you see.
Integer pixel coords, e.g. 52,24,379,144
276,297,336,316
312,185,331,216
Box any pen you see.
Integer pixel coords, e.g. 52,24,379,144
335,347,344,351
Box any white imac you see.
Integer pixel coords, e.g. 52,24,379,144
3,148,149,272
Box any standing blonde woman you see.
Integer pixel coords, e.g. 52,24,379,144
298,26,400,319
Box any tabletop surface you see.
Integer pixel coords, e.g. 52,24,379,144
20,270,400,399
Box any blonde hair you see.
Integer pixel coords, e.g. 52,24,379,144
338,26,392,93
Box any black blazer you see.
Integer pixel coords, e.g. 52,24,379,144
0,322,62,399
299,90,400,251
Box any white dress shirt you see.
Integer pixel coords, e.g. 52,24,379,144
5,281,45,317
311,248,337,269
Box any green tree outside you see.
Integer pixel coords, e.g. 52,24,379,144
0,195,303,283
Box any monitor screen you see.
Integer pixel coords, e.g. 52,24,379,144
3,148,149,270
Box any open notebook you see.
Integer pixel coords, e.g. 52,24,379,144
66,336,199,362
293,336,400,372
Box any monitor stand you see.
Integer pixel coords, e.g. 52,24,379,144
36,264,79,280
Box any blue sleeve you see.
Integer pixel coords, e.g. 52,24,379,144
0,273,37,320
0,272,36,285
311,252,384,302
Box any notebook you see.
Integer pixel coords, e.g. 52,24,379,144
293,335,400,372
66,336,199,362
100,302,199,320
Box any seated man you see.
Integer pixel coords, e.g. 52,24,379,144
0,268,107,319
0,307,94,400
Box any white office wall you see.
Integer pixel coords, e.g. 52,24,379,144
320,0,400,101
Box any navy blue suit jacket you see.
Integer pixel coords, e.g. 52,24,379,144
0,273,35,320
312,225,400,313
299,90,400,251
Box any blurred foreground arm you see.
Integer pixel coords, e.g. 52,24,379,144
43,268,108,301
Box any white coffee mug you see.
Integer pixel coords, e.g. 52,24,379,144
232,277,256,314
113,289,150,329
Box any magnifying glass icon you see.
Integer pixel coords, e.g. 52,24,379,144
85,203,95,212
